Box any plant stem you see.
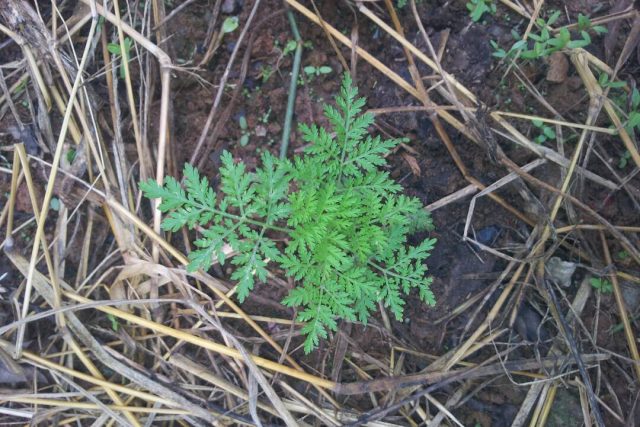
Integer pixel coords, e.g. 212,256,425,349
185,197,292,233
280,10,303,159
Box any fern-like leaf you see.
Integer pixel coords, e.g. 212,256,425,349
140,73,437,354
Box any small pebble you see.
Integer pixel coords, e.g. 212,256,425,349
546,257,577,288
476,224,501,246
621,282,640,312
222,0,243,14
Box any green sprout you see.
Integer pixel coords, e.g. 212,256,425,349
532,119,556,144
107,37,133,80
466,0,496,23
590,277,613,294
238,115,250,147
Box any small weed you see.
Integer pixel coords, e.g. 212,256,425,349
107,313,120,331
259,107,272,124
577,13,607,35
15,78,28,94
298,65,333,86
522,12,590,59
618,151,631,169
466,0,496,23
598,73,626,90
282,39,297,56
624,88,640,135
259,65,274,84
304,65,332,78
66,148,77,164
396,0,424,8
491,11,606,62
599,78,640,149
590,277,613,294
615,250,630,261
107,37,133,79
238,115,250,147
532,119,556,144
222,16,239,34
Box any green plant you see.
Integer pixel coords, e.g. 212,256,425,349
66,147,77,164
531,119,556,144
624,88,640,135
238,115,250,147
395,0,424,8
303,65,332,78
606,82,640,142
107,37,133,80
577,13,607,35
521,12,590,59
589,277,613,294
259,65,274,84
615,250,630,261
107,313,120,331
222,16,239,34
259,107,272,124
618,151,632,169
141,75,436,352
466,0,496,22
492,11,605,61
282,39,297,56
598,73,626,90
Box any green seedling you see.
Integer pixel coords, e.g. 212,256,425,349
15,78,28,94
282,39,297,57
532,119,556,144
259,65,274,84
466,0,496,22
616,250,630,261
107,313,120,331
66,148,77,164
522,12,589,59
617,151,631,169
611,313,640,334
107,37,133,80
304,65,332,78
222,16,239,34
577,13,607,35
141,74,436,353
396,0,423,8
598,73,626,90
492,11,604,62
259,107,272,124
625,88,640,135
602,81,640,147
238,115,250,147
590,277,613,294
298,65,333,86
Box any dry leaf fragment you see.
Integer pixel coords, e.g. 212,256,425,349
401,152,421,177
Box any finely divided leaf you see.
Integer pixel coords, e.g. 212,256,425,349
140,73,437,354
